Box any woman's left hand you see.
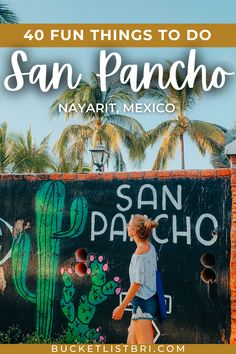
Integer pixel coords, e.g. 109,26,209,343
112,305,125,320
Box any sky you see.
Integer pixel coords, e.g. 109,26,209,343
1,0,236,171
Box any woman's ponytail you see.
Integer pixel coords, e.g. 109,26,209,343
131,214,158,240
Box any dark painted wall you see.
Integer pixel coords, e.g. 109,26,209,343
0,176,231,343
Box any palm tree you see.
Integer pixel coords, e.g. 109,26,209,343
55,149,91,173
139,67,226,170
0,2,18,23
0,121,13,173
50,73,145,171
11,128,56,173
211,127,235,168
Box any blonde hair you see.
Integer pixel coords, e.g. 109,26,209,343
130,214,158,241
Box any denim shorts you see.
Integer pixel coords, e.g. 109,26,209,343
131,294,158,321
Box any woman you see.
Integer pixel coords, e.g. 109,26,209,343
112,214,158,344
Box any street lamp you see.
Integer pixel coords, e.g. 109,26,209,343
89,145,109,172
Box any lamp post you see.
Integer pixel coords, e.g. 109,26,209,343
89,145,109,172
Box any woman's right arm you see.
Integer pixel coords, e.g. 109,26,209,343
120,282,141,309
112,282,141,320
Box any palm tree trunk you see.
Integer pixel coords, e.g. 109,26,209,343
180,133,185,169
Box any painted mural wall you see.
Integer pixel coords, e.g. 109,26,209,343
0,172,231,343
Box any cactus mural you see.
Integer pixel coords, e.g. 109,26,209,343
11,181,88,338
60,254,122,343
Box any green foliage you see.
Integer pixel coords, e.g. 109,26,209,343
210,127,236,168
0,325,22,344
0,123,91,174
0,3,18,24
140,66,226,170
0,123,62,174
11,127,56,173
50,73,145,171
0,121,14,173
0,325,71,344
23,332,55,344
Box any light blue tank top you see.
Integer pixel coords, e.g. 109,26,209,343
129,242,157,300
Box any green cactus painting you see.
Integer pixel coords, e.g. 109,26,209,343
60,254,122,343
11,181,88,338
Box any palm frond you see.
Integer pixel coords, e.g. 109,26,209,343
104,124,145,162
152,125,182,170
104,124,122,151
145,120,174,147
140,64,203,115
0,121,14,172
105,114,145,134
106,90,133,106
91,125,111,148
209,127,235,168
0,3,18,24
12,128,55,173
210,152,230,168
188,120,225,155
111,150,126,172
137,87,167,104
54,124,92,160
211,124,228,133
50,75,146,169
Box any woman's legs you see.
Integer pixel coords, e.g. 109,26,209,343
133,319,154,344
127,320,137,344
